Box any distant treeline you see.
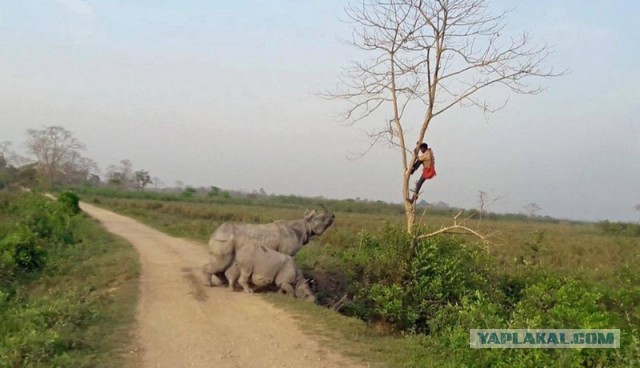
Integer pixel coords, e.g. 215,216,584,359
598,220,640,237
73,186,588,227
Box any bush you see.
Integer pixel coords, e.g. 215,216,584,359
426,275,619,367
343,228,492,333
10,194,74,244
0,228,46,274
1,194,78,285
58,191,81,215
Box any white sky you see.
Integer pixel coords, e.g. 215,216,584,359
1,0,639,222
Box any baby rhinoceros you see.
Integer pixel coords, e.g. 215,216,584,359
227,244,315,303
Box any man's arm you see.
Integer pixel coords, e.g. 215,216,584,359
410,159,422,174
410,142,422,174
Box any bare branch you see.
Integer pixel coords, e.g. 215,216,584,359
331,294,350,312
417,210,492,243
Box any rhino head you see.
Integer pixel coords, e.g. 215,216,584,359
303,205,335,236
294,279,316,303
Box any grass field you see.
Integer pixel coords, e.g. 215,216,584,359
83,191,639,282
78,188,640,367
0,192,140,367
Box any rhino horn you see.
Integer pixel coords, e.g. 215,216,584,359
319,204,329,214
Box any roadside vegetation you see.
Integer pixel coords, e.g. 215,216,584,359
80,187,640,367
0,191,139,367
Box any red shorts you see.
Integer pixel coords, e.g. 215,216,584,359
422,165,436,179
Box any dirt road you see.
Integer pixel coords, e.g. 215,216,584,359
80,202,362,368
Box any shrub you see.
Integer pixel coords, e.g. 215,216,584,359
510,277,612,329
58,191,81,215
1,194,78,284
345,230,493,333
10,194,74,244
181,187,197,198
0,228,46,274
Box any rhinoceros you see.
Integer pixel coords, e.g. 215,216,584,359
202,207,334,287
225,245,315,302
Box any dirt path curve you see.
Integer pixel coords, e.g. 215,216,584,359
80,202,363,368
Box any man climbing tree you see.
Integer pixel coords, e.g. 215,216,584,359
327,0,561,234
408,142,435,204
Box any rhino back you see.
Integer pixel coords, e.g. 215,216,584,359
227,222,304,253
207,223,237,258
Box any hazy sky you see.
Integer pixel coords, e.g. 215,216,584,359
1,0,639,222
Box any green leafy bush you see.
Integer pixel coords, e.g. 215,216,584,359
342,227,493,333
1,194,78,285
10,194,74,244
58,191,81,215
0,228,46,273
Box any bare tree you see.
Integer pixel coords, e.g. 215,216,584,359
152,176,165,189
477,190,505,227
524,202,542,218
0,141,10,169
134,170,152,191
1,141,29,168
61,150,99,186
106,159,134,189
327,0,561,233
25,126,86,188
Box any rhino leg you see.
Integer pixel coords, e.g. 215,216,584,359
238,270,254,293
274,259,297,295
201,263,215,287
205,253,234,287
206,237,235,287
225,263,240,291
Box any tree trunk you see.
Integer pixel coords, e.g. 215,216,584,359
405,203,415,234
403,168,415,235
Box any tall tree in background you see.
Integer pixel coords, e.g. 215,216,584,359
134,170,152,191
0,141,27,168
524,202,542,218
106,160,134,189
25,126,87,188
328,0,560,233
0,142,10,169
62,151,99,187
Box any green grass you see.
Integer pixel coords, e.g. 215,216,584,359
0,195,140,367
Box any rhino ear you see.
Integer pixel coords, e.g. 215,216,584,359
304,210,316,221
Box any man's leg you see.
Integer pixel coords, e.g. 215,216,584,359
410,176,426,203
